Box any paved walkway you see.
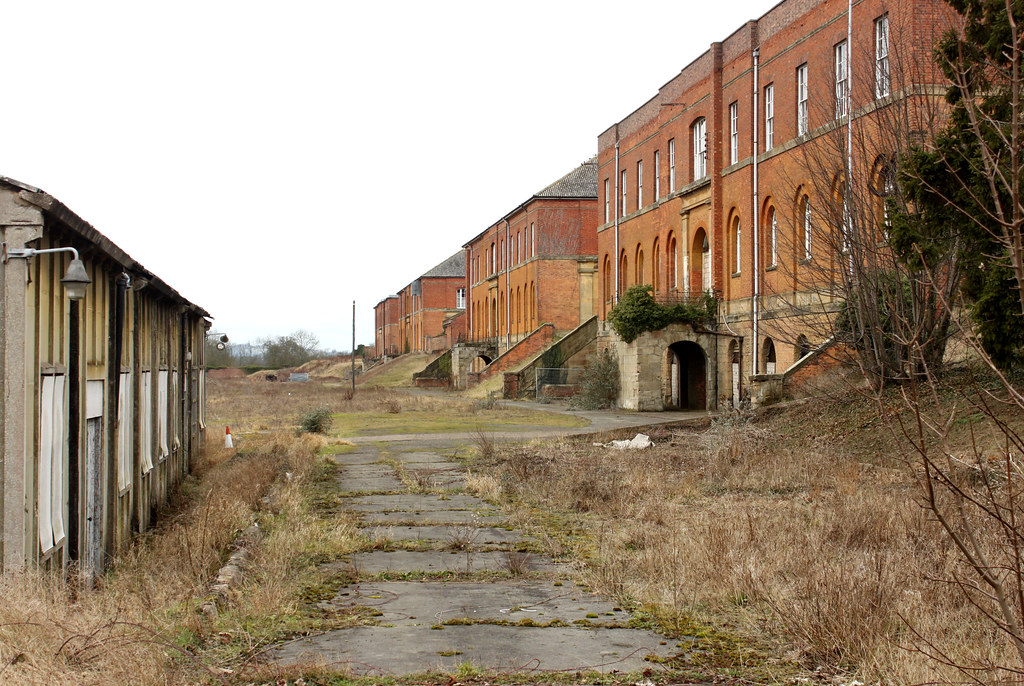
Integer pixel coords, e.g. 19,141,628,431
270,407,700,677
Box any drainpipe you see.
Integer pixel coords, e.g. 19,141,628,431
614,126,621,303
752,47,760,379
846,0,855,280
504,219,511,351
465,247,472,345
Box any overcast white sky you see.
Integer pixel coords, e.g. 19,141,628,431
5,0,770,351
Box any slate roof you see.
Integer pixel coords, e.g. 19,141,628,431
420,250,466,279
534,156,598,198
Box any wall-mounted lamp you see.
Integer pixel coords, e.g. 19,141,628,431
4,246,92,300
206,332,229,350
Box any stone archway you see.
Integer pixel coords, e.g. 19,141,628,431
470,355,492,373
668,340,707,410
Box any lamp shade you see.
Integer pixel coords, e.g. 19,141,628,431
61,259,91,300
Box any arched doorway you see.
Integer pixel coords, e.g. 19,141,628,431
762,337,777,374
668,341,706,410
471,355,492,373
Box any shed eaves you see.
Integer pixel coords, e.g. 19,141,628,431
420,250,466,279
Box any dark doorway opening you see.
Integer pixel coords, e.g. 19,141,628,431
669,341,706,411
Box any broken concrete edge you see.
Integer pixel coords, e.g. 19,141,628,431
198,524,263,619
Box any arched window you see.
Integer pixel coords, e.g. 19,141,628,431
603,255,612,305
652,237,661,294
733,216,742,274
667,232,677,289
635,244,645,285
801,195,812,259
767,206,778,268
619,250,629,294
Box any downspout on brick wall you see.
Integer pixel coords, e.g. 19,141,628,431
504,219,511,351
752,46,760,379
614,127,620,303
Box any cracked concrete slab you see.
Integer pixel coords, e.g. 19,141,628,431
357,510,506,525
271,624,672,675
325,549,565,575
362,525,527,545
343,494,487,512
336,476,406,492
321,581,632,627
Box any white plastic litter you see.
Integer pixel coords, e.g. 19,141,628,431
604,433,653,450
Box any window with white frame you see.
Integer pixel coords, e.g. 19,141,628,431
764,84,774,150
604,178,610,222
668,138,676,191
693,118,707,179
797,64,809,135
876,14,890,98
636,159,643,209
531,222,536,256
768,207,778,268
456,288,466,309
729,102,739,164
654,150,661,199
835,41,848,118
621,170,627,214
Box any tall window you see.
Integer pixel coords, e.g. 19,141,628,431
768,207,778,268
654,150,661,199
875,14,890,98
667,232,677,288
636,160,643,209
797,64,809,135
668,138,676,191
835,41,848,119
729,102,739,164
621,170,627,215
456,288,466,309
693,118,707,179
531,222,536,256
604,178,610,222
802,196,812,258
764,84,774,150
733,218,742,273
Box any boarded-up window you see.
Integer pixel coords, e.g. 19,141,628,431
38,374,67,554
158,370,169,460
118,372,133,491
172,371,180,448
141,371,153,473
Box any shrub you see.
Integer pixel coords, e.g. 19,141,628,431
298,406,333,434
571,350,620,409
607,285,717,343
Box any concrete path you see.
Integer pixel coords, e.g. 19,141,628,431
270,407,701,678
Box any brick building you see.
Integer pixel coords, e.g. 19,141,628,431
596,0,953,410
373,294,400,358
464,158,598,354
394,251,466,355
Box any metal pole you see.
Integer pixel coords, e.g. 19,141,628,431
351,300,356,394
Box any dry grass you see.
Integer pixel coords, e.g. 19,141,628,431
480,394,1022,683
0,383,352,685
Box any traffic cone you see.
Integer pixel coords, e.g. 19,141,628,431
225,425,234,449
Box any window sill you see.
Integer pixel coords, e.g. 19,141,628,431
765,265,777,272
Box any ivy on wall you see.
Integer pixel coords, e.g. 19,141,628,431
607,285,718,343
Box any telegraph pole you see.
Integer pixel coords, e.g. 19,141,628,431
351,300,356,394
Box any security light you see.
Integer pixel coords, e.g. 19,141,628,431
5,246,91,300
